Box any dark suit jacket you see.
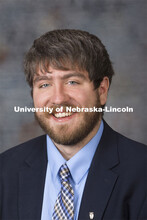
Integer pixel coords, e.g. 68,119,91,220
0,121,147,220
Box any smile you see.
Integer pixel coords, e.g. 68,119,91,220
53,112,73,118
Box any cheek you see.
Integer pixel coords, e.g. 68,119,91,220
33,91,49,107
75,90,97,106
72,95,87,106
72,89,88,101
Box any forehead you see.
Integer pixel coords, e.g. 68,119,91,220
33,65,89,79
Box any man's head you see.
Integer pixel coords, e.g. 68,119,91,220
24,29,114,146
24,29,114,90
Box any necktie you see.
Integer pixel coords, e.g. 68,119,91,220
52,163,74,220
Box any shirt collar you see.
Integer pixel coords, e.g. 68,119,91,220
47,137,66,182
47,120,104,184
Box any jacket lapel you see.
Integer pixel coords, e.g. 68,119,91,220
18,135,47,220
78,122,119,220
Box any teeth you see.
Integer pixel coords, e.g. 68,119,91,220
54,112,73,118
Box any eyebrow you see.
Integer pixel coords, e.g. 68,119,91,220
61,73,86,80
33,75,50,84
33,72,87,84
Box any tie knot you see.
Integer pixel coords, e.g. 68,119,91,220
59,163,70,180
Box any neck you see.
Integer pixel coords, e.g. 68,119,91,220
52,119,102,160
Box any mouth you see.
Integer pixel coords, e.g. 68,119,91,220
54,112,73,118
50,111,76,122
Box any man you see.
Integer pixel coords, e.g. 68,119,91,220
0,29,146,220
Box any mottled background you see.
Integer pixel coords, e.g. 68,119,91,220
0,0,147,153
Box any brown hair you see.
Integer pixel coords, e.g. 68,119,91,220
24,29,114,89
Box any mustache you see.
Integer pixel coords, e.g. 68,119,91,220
47,103,78,114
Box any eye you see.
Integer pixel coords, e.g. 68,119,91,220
68,81,79,85
39,83,50,88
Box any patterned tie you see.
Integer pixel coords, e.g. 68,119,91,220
52,163,74,220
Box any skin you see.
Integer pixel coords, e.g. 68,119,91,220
33,66,109,160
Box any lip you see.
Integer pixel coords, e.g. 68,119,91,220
50,112,77,122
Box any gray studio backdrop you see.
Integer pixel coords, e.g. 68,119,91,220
0,0,147,153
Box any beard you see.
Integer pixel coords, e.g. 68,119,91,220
35,96,102,146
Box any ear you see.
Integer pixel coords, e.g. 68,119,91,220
98,77,109,106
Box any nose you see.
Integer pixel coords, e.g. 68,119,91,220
50,84,69,105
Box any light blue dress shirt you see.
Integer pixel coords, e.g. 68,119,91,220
41,120,104,220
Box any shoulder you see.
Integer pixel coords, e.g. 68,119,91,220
0,135,46,169
103,120,147,168
104,120,147,154
116,130,147,160
118,135,147,182
111,128,147,180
